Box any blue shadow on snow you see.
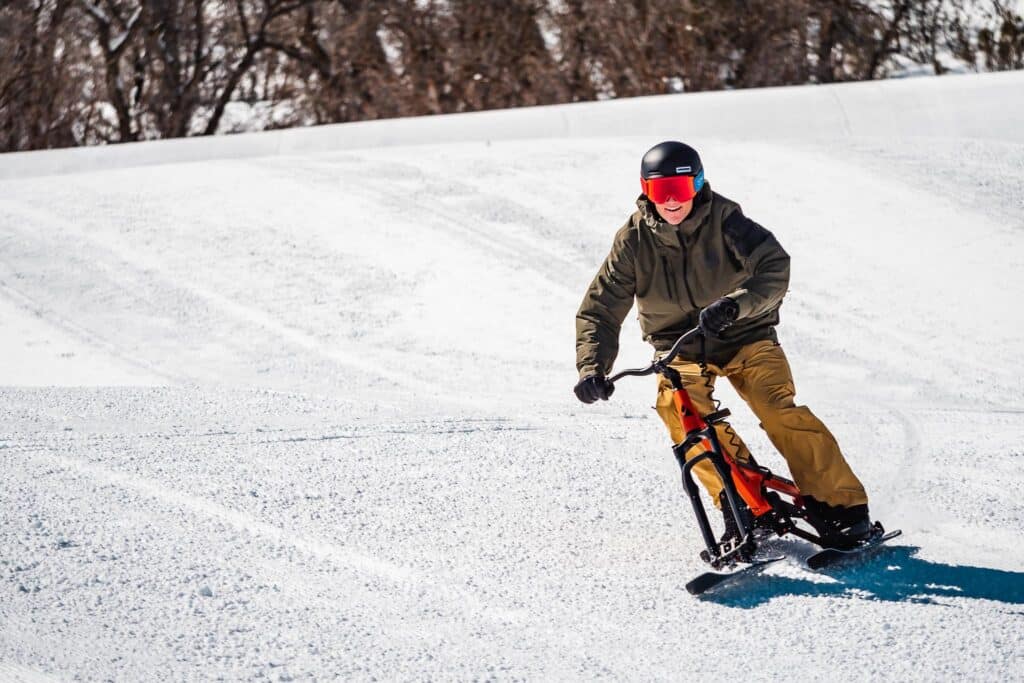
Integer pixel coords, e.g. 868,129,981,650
701,545,1024,610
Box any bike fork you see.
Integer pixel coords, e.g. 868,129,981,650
662,364,757,566
673,433,751,564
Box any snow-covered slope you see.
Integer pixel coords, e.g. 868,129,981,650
1,74,1022,681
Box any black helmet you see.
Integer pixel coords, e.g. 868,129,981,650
641,141,703,179
639,141,706,202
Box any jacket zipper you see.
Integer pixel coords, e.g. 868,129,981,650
661,256,676,300
680,248,699,309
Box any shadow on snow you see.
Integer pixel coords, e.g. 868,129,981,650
701,545,1024,609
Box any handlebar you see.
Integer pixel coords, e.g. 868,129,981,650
608,326,703,383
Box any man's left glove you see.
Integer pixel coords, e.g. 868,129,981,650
699,297,740,337
573,374,615,404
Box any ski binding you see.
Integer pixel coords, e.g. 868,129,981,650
805,526,902,570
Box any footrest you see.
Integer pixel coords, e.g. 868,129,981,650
703,409,732,424
700,534,756,568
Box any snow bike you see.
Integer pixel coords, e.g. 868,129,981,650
607,326,899,593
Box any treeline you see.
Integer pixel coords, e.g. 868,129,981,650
2,0,1022,153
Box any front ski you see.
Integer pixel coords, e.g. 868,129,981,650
685,555,784,595
805,527,902,571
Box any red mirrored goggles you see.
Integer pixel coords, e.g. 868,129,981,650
640,170,705,203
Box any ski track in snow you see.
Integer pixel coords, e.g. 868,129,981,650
2,77,1024,680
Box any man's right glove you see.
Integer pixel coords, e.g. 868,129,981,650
699,297,740,337
573,374,615,404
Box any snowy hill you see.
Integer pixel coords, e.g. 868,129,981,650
1,72,1023,681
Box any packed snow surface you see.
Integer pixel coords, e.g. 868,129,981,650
2,73,1023,681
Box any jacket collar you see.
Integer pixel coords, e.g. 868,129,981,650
636,182,714,249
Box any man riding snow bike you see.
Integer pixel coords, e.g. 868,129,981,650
574,140,884,567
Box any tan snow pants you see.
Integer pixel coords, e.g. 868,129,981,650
654,340,868,509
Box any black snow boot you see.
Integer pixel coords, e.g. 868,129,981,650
804,497,874,549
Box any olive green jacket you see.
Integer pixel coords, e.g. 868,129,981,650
575,183,790,377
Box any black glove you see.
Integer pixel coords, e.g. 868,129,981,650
573,374,615,404
699,297,740,337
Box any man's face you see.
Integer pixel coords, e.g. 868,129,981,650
654,197,694,225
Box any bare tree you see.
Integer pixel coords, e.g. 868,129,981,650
0,0,82,151
977,0,1024,69
551,0,697,98
65,0,316,144
260,0,407,124
444,0,563,111
79,0,145,141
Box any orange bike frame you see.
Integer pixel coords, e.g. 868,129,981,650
672,386,802,517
